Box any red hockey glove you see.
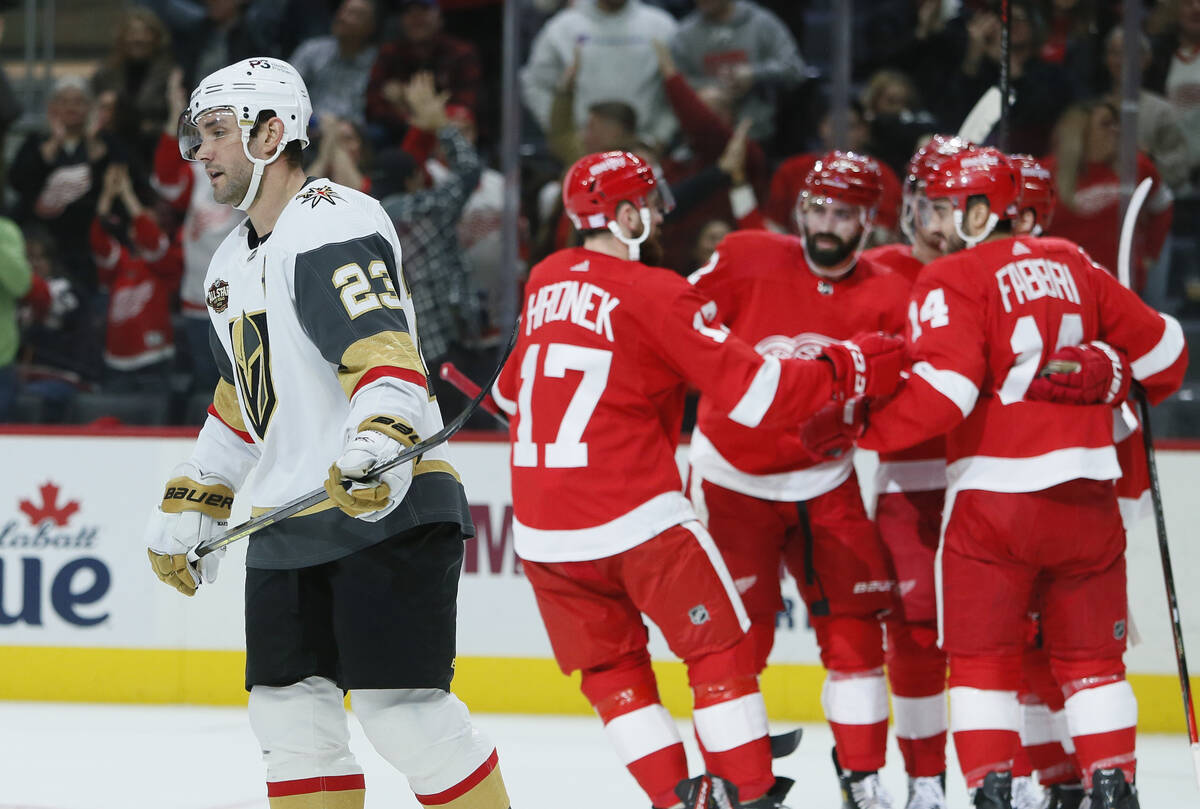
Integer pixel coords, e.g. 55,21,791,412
819,331,906,401
802,397,869,460
1027,341,1131,406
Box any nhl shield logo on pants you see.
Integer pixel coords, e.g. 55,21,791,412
689,604,710,626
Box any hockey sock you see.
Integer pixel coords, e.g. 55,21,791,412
815,616,888,772
690,674,773,802
582,656,688,808
948,654,1021,788
1054,665,1137,788
266,775,366,808
886,621,947,777
413,751,509,809
1020,700,1078,784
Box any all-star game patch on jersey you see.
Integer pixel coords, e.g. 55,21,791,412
204,178,472,569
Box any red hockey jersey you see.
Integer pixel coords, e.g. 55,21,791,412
862,243,948,495
859,236,1187,500
687,230,911,500
494,247,842,562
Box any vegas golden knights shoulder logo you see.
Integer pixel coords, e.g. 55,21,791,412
230,311,277,439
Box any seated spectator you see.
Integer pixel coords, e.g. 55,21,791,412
150,67,239,394
669,0,805,143
763,102,901,243
167,0,281,87
0,215,31,420
859,68,936,177
90,164,182,390
366,0,482,143
1152,0,1200,188
933,0,1075,155
370,73,482,375
307,115,373,193
91,7,177,169
1102,25,1190,193
290,0,379,126
1044,101,1173,293
9,77,113,290
521,0,679,150
1038,0,1102,95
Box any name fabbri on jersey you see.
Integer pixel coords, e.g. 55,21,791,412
525,278,621,341
995,257,1081,313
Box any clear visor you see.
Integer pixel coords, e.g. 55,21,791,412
177,107,244,162
797,194,868,231
648,170,676,215
914,194,956,230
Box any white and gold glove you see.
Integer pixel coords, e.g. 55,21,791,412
325,415,419,522
145,462,233,597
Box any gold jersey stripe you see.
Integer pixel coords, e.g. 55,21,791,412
212,379,250,435
249,457,461,517
419,767,509,809
338,331,425,398
269,789,365,809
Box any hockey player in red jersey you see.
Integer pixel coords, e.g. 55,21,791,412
860,135,977,809
811,147,1186,809
686,151,913,809
492,151,906,809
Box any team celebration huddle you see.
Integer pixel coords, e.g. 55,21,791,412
145,54,1186,809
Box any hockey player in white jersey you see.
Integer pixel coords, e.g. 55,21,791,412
143,58,510,809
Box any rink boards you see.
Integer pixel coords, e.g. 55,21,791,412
0,428,1198,732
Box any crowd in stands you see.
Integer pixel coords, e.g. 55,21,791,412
0,0,1198,432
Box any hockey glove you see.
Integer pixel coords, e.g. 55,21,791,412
818,331,906,401
325,415,419,522
802,396,869,460
1027,341,1131,406
145,462,233,597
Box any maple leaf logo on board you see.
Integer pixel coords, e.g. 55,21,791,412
19,482,80,527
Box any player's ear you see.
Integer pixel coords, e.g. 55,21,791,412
966,198,991,236
615,201,638,234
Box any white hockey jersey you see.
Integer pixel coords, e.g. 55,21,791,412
196,178,472,569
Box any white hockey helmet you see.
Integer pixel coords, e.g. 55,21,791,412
178,57,312,211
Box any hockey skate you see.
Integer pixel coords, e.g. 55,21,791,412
970,770,1013,809
1010,775,1044,809
1086,768,1138,809
1043,782,1084,809
674,775,793,809
904,773,946,809
832,747,895,809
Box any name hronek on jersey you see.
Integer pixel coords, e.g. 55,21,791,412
524,279,621,342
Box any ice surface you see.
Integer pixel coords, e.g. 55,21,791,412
0,703,1196,808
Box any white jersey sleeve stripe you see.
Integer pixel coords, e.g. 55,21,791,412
728,355,781,428
490,379,517,415
1130,313,1185,380
912,361,979,419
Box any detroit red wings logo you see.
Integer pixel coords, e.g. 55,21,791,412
19,482,80,526
754,332,837,360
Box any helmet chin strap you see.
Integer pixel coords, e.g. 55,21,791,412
607,208,653,262
234,131,285,212
953,208,998,248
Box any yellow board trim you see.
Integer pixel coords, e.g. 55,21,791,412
0,648,1195,734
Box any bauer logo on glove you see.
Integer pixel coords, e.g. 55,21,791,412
325,415,418,521
145,463,234,596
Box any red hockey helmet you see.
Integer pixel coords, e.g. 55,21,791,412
801,151,885,211
563,150,659,231
906,134,977,187
1009,153,1056,234
918,146,1019,247
902,135,976,242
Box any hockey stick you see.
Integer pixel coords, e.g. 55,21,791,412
439,362,508,428
957,86,1002,145
1118,177,1200,787
191,317,521,559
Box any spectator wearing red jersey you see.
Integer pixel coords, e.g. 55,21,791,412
1043,100,1173,293
365,0,482,143
90,164,181,391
